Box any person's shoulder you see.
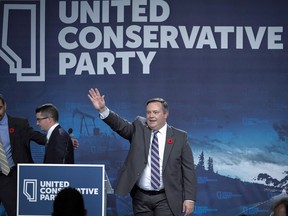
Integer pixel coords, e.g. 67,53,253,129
56,125,68,136
135,116,146,124
133,116,149,129
135,116,145,121
169,125,187,135
8,115,28,123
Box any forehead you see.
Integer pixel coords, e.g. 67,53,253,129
146,101,163,110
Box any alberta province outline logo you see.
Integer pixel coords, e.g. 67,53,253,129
0,0,45,82
23,179,38,202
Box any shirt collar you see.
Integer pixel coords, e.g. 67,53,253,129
46,123,59,140
157,123,167,135
0,113,8,125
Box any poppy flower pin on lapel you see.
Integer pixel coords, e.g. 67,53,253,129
167,138,173,144
9,128,15,134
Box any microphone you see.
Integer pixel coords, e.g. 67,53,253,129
68,127,78,150
68,128,73,135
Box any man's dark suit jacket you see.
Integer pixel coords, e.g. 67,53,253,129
44,125,74,164
8,115,46,165
103,111,197,215
3,115,46,216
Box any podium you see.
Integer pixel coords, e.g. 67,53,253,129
17,164,113,216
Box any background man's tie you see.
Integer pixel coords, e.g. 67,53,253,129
0,140,10,175
151,131,160,189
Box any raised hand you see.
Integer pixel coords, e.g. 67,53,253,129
88,88,107,113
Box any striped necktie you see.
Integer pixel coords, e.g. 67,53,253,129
0,140,10,176
151,131,160,189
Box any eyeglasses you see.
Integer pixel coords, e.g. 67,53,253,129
36,117,48,122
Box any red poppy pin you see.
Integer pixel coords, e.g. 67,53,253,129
9,128,15,134
167,138,173,144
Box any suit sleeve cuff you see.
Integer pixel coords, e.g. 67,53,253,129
99,108,110,119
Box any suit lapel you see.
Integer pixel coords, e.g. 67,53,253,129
162,125,174,172
7,116,16,149
144,126,151,159
44,126,59,162
47,125,60,144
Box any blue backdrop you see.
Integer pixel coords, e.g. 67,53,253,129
1,0,288,215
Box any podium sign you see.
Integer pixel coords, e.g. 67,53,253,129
17,164,105,216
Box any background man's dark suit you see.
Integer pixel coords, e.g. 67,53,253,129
8,115,46,163
103,111,197,215
44,125,74,164
0,115,46,216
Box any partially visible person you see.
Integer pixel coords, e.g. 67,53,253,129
0,94,46,216
88,88,197,216
35,103,74,164
52,187,87,216
272,198,288,216
0,202,7,216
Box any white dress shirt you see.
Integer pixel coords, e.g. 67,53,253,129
99,108,167,191
137,124,167,191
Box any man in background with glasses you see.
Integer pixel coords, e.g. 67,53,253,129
35,103,74,164
0,95,77,216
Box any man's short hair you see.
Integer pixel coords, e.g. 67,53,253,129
35,103,59,122
146,98,169,113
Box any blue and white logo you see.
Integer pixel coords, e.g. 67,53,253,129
23,179,38,202
0,0,45,82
